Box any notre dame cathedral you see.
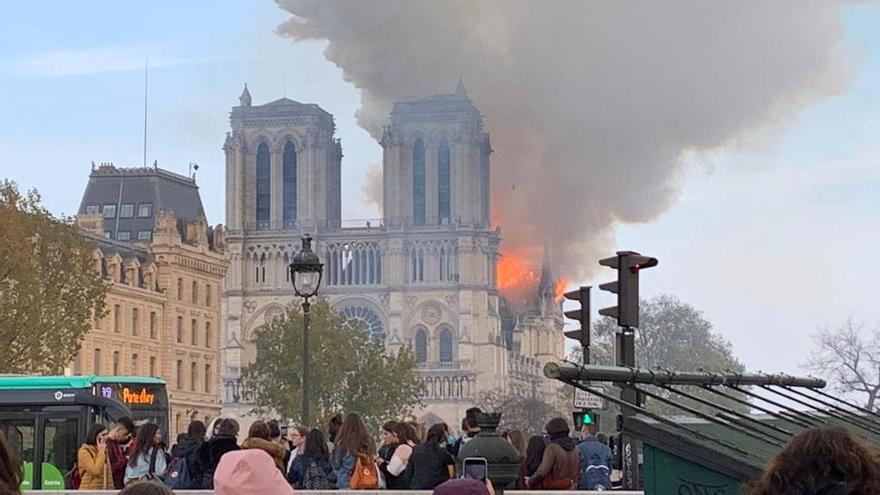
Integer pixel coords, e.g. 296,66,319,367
221,81,565,426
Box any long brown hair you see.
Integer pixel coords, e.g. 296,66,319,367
508,429,527,459
335,413,375,459
0,430,23,495
744,426,880,495
128,423,161,467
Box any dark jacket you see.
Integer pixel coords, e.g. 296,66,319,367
194,436,240,489
169,437,203,487
409,443,455,490
528,437,580,489
577,436,613,490
379,443,413,490
105,439,129,489
287,454,336,488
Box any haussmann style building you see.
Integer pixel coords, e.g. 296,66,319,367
74,164,228,437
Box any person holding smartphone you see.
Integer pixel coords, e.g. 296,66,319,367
77,424,111,490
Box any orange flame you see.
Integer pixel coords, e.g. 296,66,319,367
497,254,539,291
554,278,571,302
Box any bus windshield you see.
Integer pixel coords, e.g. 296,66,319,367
0,375,169,490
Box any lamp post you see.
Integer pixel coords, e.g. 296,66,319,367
289,234,323,426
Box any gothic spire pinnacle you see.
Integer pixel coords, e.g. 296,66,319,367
239,83,252,107
455,76,467,97
539,243,554,294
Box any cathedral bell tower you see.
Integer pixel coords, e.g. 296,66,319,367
380,80,491,227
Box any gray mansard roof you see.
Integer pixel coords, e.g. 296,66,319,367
78,164,206,240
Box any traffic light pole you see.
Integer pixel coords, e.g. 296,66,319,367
617,326,640,490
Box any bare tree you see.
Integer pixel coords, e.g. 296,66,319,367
805,318,880,411
478,375,566,437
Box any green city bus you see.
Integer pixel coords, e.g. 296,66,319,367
0,375,169,490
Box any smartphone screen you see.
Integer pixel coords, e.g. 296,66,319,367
462,457,488,482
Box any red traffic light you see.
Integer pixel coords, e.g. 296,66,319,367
628,255,658,273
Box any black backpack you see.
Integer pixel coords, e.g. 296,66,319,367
303,461,335,490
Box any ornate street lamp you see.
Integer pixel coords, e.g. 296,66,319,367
289,233,323,426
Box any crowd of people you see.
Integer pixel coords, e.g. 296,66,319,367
4,408,880,493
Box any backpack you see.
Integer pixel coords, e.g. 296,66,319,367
303,461,335,490
349,454,379,489
582,464,612,491
163,456,193,489
66,464,82,490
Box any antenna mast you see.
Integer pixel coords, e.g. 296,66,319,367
143,54,148,168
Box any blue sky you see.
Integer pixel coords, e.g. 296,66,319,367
1,2,879,375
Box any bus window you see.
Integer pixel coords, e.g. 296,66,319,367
0,417,36,489
43,417,78,489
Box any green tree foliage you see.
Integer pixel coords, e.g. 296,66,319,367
0,180,107,374
243,299,423,430
567,294,746,416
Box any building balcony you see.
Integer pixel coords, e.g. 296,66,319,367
417,360,462,370
221,377,255,405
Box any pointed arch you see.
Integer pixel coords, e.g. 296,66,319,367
282,141,297,228
413,138,426,225
256,142,271,228
439,326,454,363
414,326,428,364
438,138,451,224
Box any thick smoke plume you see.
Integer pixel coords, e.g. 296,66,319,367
275,0,852,281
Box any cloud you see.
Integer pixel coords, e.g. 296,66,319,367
0,45,221,78
274,0,857,281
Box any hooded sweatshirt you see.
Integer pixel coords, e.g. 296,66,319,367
528,436,580,489
214,449,293,495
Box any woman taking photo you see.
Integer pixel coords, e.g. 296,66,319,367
77,424,111,490
409,423,455,490
332,413,377,489
124,423,168,485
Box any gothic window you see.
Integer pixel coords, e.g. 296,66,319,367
283,141,297,228
438,139,451,224
439,327,454,362
415,327,428,363
256,142,271,228
339,305,385,338
412,138,426,225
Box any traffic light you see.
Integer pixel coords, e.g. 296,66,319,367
573,410,599,430
597,251,658,328
563,286,591,364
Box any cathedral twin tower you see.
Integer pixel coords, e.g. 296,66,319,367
221,81,560,425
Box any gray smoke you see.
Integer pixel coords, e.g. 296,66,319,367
275,0,853,280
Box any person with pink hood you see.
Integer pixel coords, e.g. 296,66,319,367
213,449,293,495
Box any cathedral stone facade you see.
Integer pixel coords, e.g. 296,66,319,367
221,82,564,427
